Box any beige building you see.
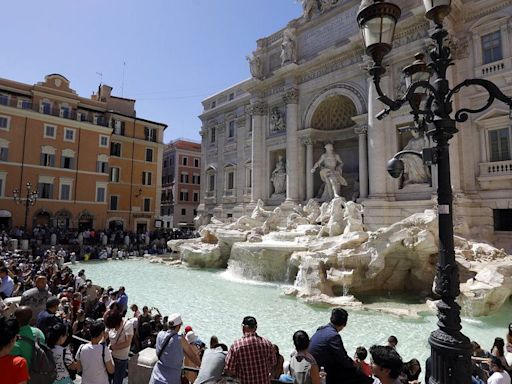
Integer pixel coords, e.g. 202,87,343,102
198,0,512,251
0,74,167,232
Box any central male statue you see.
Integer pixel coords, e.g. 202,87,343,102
311,143,347,201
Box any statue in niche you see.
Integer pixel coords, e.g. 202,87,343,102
247,50,263,80
311,143,348,201
270,107,286,132
400,128,431,188
301,0,318,20
281,28,297,65
271,155,287,197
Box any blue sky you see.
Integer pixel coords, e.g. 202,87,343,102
1,0,302,143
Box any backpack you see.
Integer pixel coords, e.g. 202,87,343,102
20,335,57,384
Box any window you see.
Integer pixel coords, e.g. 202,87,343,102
113,119,125,135
109,195,118,210
180,173,189,183
110,167,120,182
60,183,71,201
208,174,215,192
40,153,56,167
229,93,234,101
145,148,153,162
40,101,52,114
192,175,200,184
180,191,189,201
38,182,53,199
144,127,157,142
488,128,510,162
0,116,10,130
0,172,5,197
143,198,151,212
96,158,108,173
60,105,70,118
61,156,74,169
228,121,235,138
18,99,31,109
142,171,152,186
193,191,199,202
194,158,199,168
99,135,109,148
0,146,8,161
193,209,197,216
494,209,512,231
64,128,75,142
211,101,216,108
181,208,186,216
97,186,106,202
210,127,216,143
110,142,121,157
227,171,235,190
182,157,188,166
77,111,87,121
482,31,503,64
44,124,56,139
0,94,9,106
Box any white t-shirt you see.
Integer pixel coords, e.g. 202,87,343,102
52,345,74,381
108,319,134,360
488,371,511,384
76,343,112,384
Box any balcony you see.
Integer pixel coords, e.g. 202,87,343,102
476,58,509,78
0,96,109,127
478,159,512,189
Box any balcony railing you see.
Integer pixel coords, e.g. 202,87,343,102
0,97,109,127
479,159,512,177
477,58,507,78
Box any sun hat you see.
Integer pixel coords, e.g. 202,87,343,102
168,313,182,327
185,331,198,344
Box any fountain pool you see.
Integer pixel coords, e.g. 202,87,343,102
73,259,511,380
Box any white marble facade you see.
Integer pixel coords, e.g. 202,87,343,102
198,0,512,251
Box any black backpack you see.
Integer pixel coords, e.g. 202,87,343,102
20,335,57,384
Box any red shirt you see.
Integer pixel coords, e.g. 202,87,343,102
0,354,30,384
226,332,277,384
354,359,372,377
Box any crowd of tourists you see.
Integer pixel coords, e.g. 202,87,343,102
1,239,511,384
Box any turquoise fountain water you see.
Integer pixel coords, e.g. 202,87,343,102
73,260,510,380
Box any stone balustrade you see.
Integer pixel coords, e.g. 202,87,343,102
479,160,512,177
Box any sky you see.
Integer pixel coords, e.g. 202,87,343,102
1,0,302,143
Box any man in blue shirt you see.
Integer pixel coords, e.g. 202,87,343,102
116,286,128,315
309,307,372,384
0,266,15,298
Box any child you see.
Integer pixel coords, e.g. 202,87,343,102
354,346,372,377
47,323,78,384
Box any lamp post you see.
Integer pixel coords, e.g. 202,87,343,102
357,0,512,382
13,182,38,232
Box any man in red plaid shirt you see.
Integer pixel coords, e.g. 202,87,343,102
225,316,277,384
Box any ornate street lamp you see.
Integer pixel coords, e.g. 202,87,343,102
357,0,512,382
13,182,38,232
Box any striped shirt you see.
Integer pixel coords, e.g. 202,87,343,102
226,332,276,384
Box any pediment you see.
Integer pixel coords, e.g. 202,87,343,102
474,108,510,127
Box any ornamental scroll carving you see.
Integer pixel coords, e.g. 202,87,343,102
283,88,299,104
249,100,268,116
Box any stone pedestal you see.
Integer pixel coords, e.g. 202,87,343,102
128,347,158,384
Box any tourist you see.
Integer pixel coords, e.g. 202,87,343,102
271,344,285,380
0,266,15,298
289,330,320,384
10,306,45,369
488,356,511,384
75,320,115,384
105,310,134,384
36,296,63,336
225,315,276,384
47,323,78,384
0,316,29,384
387,336,398,349
309,308,372,384
354,346,372,377
19,275,50,325
369,345,403,384
116,286,128,315
150,313,200,384
209,335,219,349
506,324,512,366
195,342,228,384
399,358,421,383
491,338,512,373
184,331,201,382
74,270,86,291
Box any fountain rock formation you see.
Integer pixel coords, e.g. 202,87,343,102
169,199,512,316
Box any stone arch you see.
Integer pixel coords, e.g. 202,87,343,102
304,83,367,129
54,209,72,229
311,95,357,131
33,209,52,227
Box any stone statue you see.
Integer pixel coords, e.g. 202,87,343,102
247,50,263,80
281,28,297,65
271,155,287,197
301,0,318,20
401,128,431,188
311,143,348,201
343,201,364,234
270,107,286,132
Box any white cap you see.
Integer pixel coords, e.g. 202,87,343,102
168,313,182,327
185,331,197,344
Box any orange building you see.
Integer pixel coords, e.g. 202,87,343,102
0,74,166,232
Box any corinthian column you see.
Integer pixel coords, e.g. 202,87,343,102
355,125,368,198
250,99,267,202
303,137,314,200
283,88,299,202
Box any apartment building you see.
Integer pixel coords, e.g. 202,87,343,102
161,139,201,229
0,74,166,232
